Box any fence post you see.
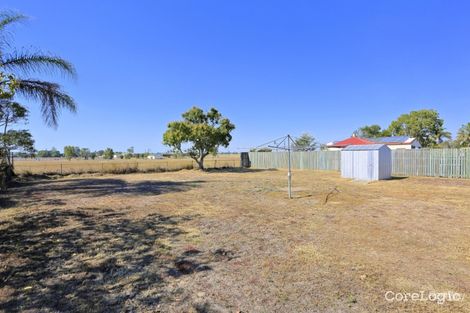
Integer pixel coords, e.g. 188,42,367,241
60,163,63,175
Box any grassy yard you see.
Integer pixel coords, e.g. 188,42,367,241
0,169,469,312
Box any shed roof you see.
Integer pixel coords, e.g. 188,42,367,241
342,144,389,151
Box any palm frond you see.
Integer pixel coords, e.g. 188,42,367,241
15,79,76,127
0,12,27,32
1,51,77,78
0,12,27,49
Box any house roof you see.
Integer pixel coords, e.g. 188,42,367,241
328,136,417,148
327,137,375,148
370,136,415,144
343,144,389,151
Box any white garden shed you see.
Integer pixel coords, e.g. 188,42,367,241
341,144,392,181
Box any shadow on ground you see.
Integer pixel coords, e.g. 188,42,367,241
0,208,211,312
0,178,204,208
0,198,17,209
27,178,204,197
205,167,276,174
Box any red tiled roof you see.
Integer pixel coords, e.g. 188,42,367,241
327,137,375,148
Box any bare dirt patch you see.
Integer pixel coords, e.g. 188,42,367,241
1,169,469,312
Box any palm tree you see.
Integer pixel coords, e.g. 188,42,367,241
431,128,452,146
0,12,76,127
456,122,470,147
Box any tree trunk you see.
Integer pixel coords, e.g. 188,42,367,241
190,150,208,170
193,152,207,170
196,158,205,170
192,149,207,170
0,149,12,191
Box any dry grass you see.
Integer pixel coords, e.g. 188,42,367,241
14,155,239,174
0,169,469,312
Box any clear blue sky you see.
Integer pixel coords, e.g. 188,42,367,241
4,0,470,152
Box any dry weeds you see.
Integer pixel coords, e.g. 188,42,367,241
0,169,469,312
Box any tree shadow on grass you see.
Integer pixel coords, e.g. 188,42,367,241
0,197,17,209
0,208,211,312
1,178,204,208
205,167,276,174
27,178,204,197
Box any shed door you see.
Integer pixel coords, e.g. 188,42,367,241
367,151,374,180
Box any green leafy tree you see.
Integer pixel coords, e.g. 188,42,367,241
1,130,34,153
387,109,451,147
103,148,114,160
125,147,134,159
456,122,470,147
163,107,235,170
63,146,77,160
437,140,458,149
0,100,27,133
294,133,317,151
0,99,33,165
37,147,61,157
50,147,61,157
37,150,50,158
356,124,391,138
79,148,91,159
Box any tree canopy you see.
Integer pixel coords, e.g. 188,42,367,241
37,148,61,158
387,110,450,147
103,148,114,160
1,130,34,153
356,124,390,138
0,99,34,153
163,107,235,170
63,146,79,160
294,133,317,151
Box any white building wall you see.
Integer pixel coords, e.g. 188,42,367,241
340,151,354,178
327,147,342,151
387,144,418,150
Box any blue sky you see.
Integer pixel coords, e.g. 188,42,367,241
3,0,470,152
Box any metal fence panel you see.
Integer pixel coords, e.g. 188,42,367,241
248,151,340,171
249,148,470,179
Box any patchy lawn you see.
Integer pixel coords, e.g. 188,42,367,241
0,169,469,312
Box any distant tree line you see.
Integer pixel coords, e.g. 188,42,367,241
21,146,154,160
